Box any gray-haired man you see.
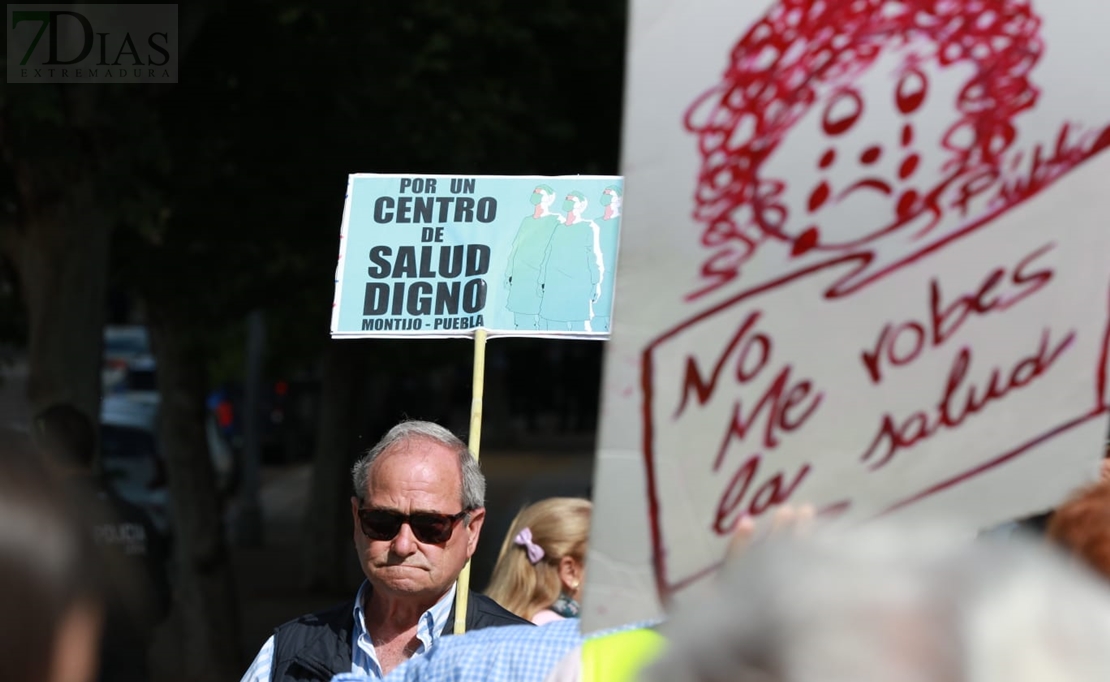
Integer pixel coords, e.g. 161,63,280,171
242,420,530,682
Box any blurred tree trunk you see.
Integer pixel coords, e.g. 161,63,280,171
4,186,108,425
301,341,365,590
0,2,222,435
148,306,242,680
1,86,110,433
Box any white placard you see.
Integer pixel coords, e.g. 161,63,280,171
585,0,1110,631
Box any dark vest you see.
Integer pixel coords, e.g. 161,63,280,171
269,590,532,682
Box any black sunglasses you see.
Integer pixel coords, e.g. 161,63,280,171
357,508,470,544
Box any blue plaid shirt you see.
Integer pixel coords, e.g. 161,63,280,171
241,581,457,682
331,618,658,682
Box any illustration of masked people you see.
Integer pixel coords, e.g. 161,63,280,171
592,185,622,332
505,184,561,330
538,191,603,332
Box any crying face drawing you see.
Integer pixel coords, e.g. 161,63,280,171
683,0,1052,298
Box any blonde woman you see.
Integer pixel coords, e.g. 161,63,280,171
485,497,591,625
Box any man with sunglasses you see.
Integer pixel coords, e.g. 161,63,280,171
242,420,530,682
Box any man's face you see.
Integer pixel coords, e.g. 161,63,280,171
350,438,485,601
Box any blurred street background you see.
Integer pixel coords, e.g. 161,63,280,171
0,3,626,678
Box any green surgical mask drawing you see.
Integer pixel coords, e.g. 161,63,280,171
600,193,613,206
530,192,545,206
563,199,576,212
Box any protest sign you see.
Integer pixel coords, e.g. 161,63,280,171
330,173,624,632
331,174,624,339
585,0,1110,631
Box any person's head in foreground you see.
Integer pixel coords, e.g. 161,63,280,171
0,428,102,682
1046,479,1110,582
485,497,592,624
31,403,98,475
640,522,1110,682
350,419,487,606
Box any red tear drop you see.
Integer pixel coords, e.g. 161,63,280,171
808,181,831,212
792,227,820,256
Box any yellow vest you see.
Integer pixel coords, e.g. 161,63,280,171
580,627,666,682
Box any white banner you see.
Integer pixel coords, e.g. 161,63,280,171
586,0,1110,630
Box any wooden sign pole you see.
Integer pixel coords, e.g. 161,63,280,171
453,327,487,634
